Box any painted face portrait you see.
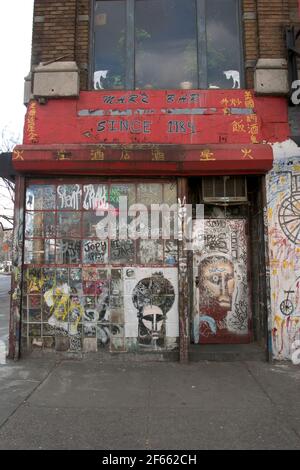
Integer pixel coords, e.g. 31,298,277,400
140,305,164,342
199,256,235,315
132,273,175,347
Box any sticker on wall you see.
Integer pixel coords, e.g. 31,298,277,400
94,70,108,90
223,70,240,89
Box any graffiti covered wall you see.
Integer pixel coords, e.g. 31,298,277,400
21,180,179,354
23,266,178,353
267,152,300,361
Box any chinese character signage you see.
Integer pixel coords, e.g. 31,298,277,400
24,90,288,146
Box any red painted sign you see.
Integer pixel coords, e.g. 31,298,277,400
23,90,289,146
13,143,273,176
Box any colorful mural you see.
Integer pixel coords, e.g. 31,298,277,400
266,159,300,361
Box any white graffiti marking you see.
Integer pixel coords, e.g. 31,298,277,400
291,340,300,365
57,184,82,210
224,70,240,89
83,184,107,211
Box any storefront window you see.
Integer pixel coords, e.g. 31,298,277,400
93,0,243,90
23,179,179,353
135,0,198,90
206,0,242,89
93,0,126,90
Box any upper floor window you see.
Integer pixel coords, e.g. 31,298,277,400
92,0,243,90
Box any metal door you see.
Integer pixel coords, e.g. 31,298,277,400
192,219,251,344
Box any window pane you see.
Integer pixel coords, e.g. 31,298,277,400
137,183,163,205
138,239,163,264
25,212,55,238
94,1,126,90
82,212,107,238
83,240,109,264
110,184,136,208
26,185,56,210
164,182,177,205
56,240,82,264
135,0,197,89
57,184,82,210
24,239,56,264
83,184,108,211
56,212,81,238
207,0,242,89
110,239,135,264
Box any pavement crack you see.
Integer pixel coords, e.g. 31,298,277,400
0,359,62,431
244,362,300,444
243,362,277,406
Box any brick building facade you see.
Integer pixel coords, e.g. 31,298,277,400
8,0,300,363
29,0,298,88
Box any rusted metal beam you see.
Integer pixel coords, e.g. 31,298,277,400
178,177,190,363
8,176,25,360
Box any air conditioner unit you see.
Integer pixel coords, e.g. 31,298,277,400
202,176,248,204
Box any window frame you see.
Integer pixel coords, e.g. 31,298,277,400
89,0,245,91
23,177,178,268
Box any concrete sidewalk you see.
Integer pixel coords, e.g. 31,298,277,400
0,357,299,450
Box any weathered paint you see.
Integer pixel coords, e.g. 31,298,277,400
192,219,250,344
266,147,300,361
22,91,288,147
15,89,289,176
13,143,274,175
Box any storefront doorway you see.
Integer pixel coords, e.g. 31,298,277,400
193,218,250,344
189,176,268,348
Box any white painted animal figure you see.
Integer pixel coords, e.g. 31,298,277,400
224,70,240,89
94,70,108,90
